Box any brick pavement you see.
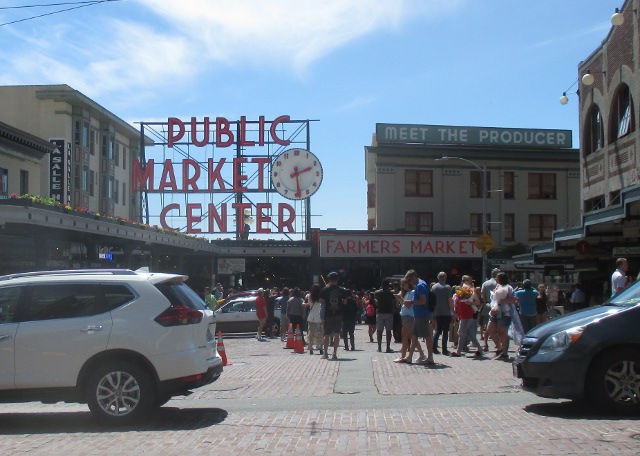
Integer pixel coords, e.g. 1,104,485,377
1,325,639,455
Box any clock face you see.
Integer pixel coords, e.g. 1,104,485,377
271,148,323,200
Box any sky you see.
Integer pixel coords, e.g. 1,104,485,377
0,0,621,236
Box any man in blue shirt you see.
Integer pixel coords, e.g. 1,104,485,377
514,279,538,334
402,269,434,365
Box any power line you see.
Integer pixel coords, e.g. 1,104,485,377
0,0,123,27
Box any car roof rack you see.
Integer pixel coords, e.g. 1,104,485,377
0,269,137,281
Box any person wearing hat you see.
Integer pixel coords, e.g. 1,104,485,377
515,279,539,334
320,272,349,360
255,288,267,341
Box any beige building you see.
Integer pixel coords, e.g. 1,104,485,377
0,121,55,199
0,84,150,220
365,123,581,264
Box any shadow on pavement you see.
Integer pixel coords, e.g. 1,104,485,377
0,407,228,434
524,401,635,420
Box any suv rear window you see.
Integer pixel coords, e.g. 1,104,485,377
24,284,107,321
0,286,21,324
155,282,207,311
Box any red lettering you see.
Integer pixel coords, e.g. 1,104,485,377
334,241,346,254
359,241,369,252
232,202,252,234
168,117,184,148
216,117,233,147
191,117,210,147
435,241,445,254
258,115,265,146
370,240,379,253
233,157,248,192
255,203,271,233
182,159,200,191
459,241,467,255
270,115,291,146
160,203,179,230
326,239,335,254
159,159,178,192
410,240,422,253
132,159,154,191
207,203,227,233
381,240,390,254
347,240,356,253
278,203,295,232
238,116,255,147
423,242,434,254
207,158,226,191
447,241,455,254
392,240,401,254
186,203,202,234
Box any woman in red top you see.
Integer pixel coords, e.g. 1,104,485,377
450,276,484,358
255,288,267,341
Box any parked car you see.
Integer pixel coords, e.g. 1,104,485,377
215,296,280,335
513,280,640,414
0,269,223,424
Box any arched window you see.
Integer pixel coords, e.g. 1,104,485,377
583,105,604,157
609,84,635,142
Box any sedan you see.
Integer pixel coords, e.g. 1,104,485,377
513,281,640,414
214,297,280,335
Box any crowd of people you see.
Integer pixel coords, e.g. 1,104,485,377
203,257,635,363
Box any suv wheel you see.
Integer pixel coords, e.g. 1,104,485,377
588,348,640,415
271,319,281,337
86,360,156,425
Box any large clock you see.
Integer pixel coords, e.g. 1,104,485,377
271,148,323,200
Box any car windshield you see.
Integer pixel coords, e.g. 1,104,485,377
604,281,640,307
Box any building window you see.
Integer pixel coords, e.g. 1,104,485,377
115,144,120,167
610,84,635,142
82,122,90,148
584,105,604,157
108,177,114,199
405,212,433,232
101,134,108,157
74,165,81,190
405,170,433,197
470,170,490,198
367,183,376,208
89,170,95,196
0,168,8,198
528,173,556,199
503,171,514,199
114,179,119,204
504,213,515,241
109,137,115,161
90,129,96,155
122,182,126,207
82,167,89,192
74,120,81,144
122,147,127,170
19,170,28,196
470,213,492,235
528,214,556,241
584,195,605,213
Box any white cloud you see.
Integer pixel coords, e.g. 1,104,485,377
0,0,460,100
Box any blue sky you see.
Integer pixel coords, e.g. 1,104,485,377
0,0,619,234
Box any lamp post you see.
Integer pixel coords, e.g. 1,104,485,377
436,155,488,281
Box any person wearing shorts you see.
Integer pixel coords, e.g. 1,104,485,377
402,270,433,364
374,280,396,353
320,272,349,360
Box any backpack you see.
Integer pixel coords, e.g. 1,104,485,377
365,303,376,317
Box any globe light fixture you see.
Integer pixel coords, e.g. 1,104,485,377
582,72,595,86
611,8,624,26
560,93,569,105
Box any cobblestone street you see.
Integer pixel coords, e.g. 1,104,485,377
1,326,639,455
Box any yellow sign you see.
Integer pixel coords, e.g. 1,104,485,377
474,233,495,253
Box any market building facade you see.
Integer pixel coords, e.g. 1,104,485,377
516,0,640,304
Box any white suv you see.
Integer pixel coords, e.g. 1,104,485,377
0,269,222,424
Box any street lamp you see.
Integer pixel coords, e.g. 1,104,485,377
436,155,488,281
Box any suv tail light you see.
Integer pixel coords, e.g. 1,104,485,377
155,305,203,327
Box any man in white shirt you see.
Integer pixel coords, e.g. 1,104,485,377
611,258,629,297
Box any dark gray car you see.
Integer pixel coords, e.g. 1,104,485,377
513,281,640,414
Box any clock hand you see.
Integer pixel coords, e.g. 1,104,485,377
294,174,302,198
290,166,312,178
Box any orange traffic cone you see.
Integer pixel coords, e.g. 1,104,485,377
294,325,305,354
217,331,232,366
285,323,295,349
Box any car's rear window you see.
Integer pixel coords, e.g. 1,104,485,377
24,284,107,321
155,282,207,310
